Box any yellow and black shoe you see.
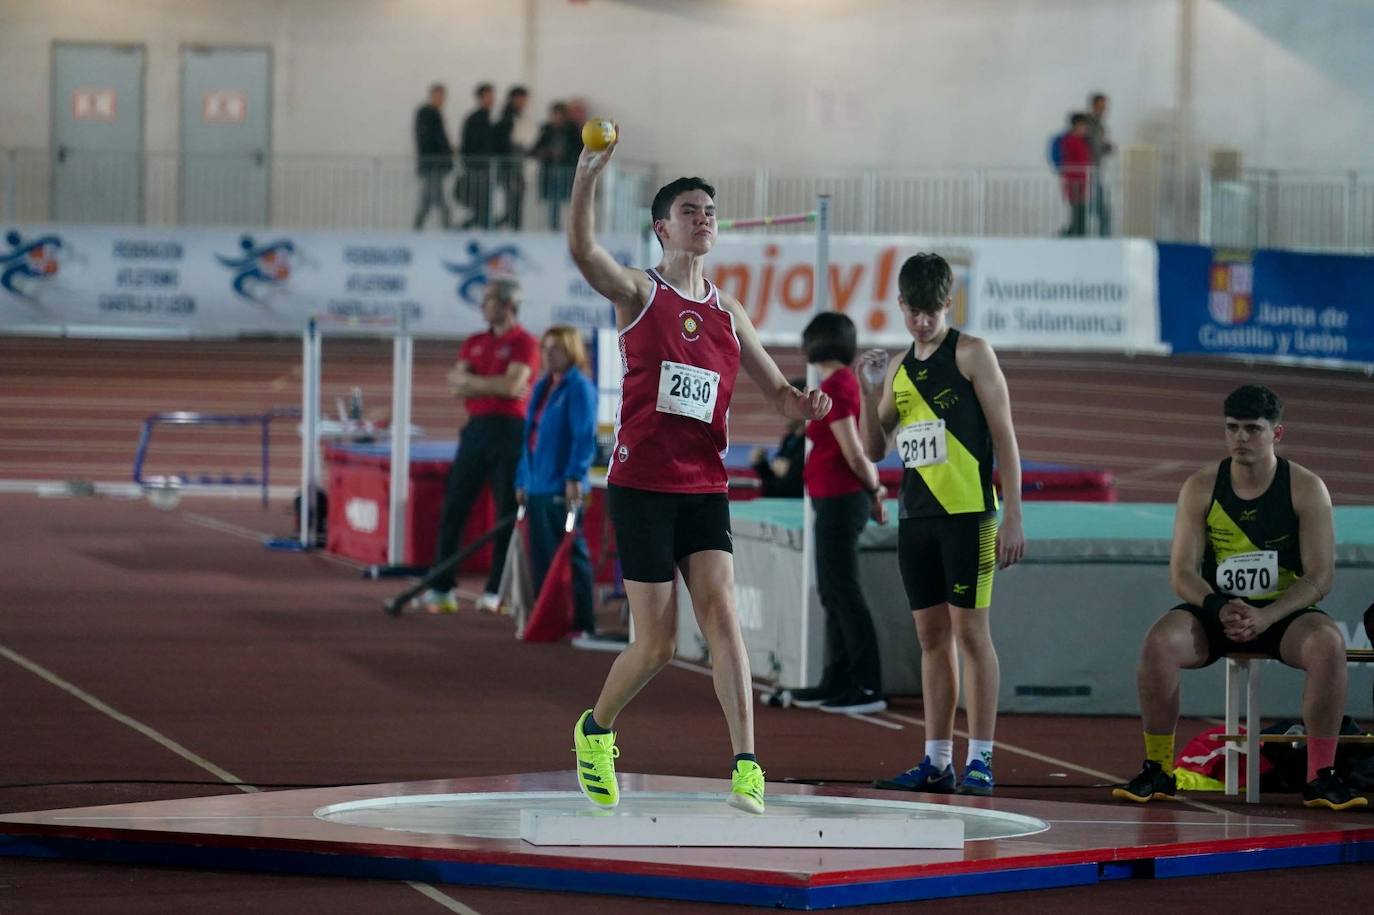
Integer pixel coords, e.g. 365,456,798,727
1112,760,1177,803
1303,767,1368,811
572,709,620,808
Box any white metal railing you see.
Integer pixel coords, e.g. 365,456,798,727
4,147,1371,253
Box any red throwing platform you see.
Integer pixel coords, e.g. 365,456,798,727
2,773,1370,909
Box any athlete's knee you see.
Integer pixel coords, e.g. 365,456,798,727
635,631,677,670
951,610,992,645
1140,618,1200,670
692,592,737,633
1295,620,1347,671
915,621,954,654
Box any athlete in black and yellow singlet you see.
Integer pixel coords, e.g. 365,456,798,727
1114,383,1362,811
890,328,999,611
892,328,998,519
858,252,1025,798
1202,456,1302,605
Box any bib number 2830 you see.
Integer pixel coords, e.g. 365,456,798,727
657,361,719,423
896,419,948,468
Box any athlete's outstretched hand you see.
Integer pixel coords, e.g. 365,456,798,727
576,123,619,178
857,349,889,395
782,386,831,422
997,513,1025,569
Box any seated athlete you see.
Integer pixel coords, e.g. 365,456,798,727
1114,384,1365,810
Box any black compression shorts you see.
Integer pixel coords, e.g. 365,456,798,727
897,512,997,610
607,484,733,583
1176,601,1325,666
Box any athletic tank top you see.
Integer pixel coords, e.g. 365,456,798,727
892,328,998,518
1203,457,1302,602
608,268,740,493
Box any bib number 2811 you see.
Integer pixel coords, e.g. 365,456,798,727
657,361,719,423
896,419,948,468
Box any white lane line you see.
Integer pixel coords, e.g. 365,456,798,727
1,639,481,912
0,641,258,794
878,709,1231,815
53,815,319,821
666,659,905,728
405,881,483,914
878,709,1125,784
182,512,367,572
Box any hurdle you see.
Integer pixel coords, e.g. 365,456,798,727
273,309,415,566
132,408,300,507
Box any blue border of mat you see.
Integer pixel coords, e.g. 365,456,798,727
4,833,1373,909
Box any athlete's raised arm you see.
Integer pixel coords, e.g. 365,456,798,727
720,292,830,422
857,348,900,462
566,126,653,321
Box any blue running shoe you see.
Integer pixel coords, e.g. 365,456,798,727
957,759,995,796
873,756,956,793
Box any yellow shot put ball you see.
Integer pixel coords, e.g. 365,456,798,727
582,119,616,152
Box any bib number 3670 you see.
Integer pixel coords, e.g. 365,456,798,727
1215,550,1279,598
657,361,719,423
896,419,948,468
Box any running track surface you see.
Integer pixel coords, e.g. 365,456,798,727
2,494,1372,913
2,337,1372,503
1,337,1372,911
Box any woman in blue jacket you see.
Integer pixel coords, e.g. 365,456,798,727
515,325,599,635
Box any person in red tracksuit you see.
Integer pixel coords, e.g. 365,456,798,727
1058,113,1094,237
422,277,539,614
565,124,831,816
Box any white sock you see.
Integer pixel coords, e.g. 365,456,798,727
967,739,994,768
924,739,953,769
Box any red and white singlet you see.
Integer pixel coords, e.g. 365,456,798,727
609,268,741,493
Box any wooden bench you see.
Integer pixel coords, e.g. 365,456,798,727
1218,648,1374,802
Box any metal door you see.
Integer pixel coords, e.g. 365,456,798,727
180,46,270,225
51,42,145,224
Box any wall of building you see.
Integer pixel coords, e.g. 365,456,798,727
0,0,1368,176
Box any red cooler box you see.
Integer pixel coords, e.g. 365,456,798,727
324,441,496,571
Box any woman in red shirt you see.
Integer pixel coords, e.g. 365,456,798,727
796,312,889,714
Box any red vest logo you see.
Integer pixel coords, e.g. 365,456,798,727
680,309,703,342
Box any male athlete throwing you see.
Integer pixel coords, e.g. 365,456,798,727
567,126,830,814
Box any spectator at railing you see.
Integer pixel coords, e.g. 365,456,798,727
413,82,454,231
493,86,530,230
1057,113,1093,237
530,102,581,229
515,325,599,637
458,82,497,229
1086,93,1115,237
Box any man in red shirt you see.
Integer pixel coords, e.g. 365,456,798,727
422,276,539,613
1058,113,1093,237
566,125,831,815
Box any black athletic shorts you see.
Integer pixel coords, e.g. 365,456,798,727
897,511,998,610
607,483,733,583
1176,600,1325,666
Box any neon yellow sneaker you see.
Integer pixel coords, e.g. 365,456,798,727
728,759,766,814
572,709,620,808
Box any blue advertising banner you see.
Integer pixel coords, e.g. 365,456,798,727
0,227,631,338
1159,243,1374,365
